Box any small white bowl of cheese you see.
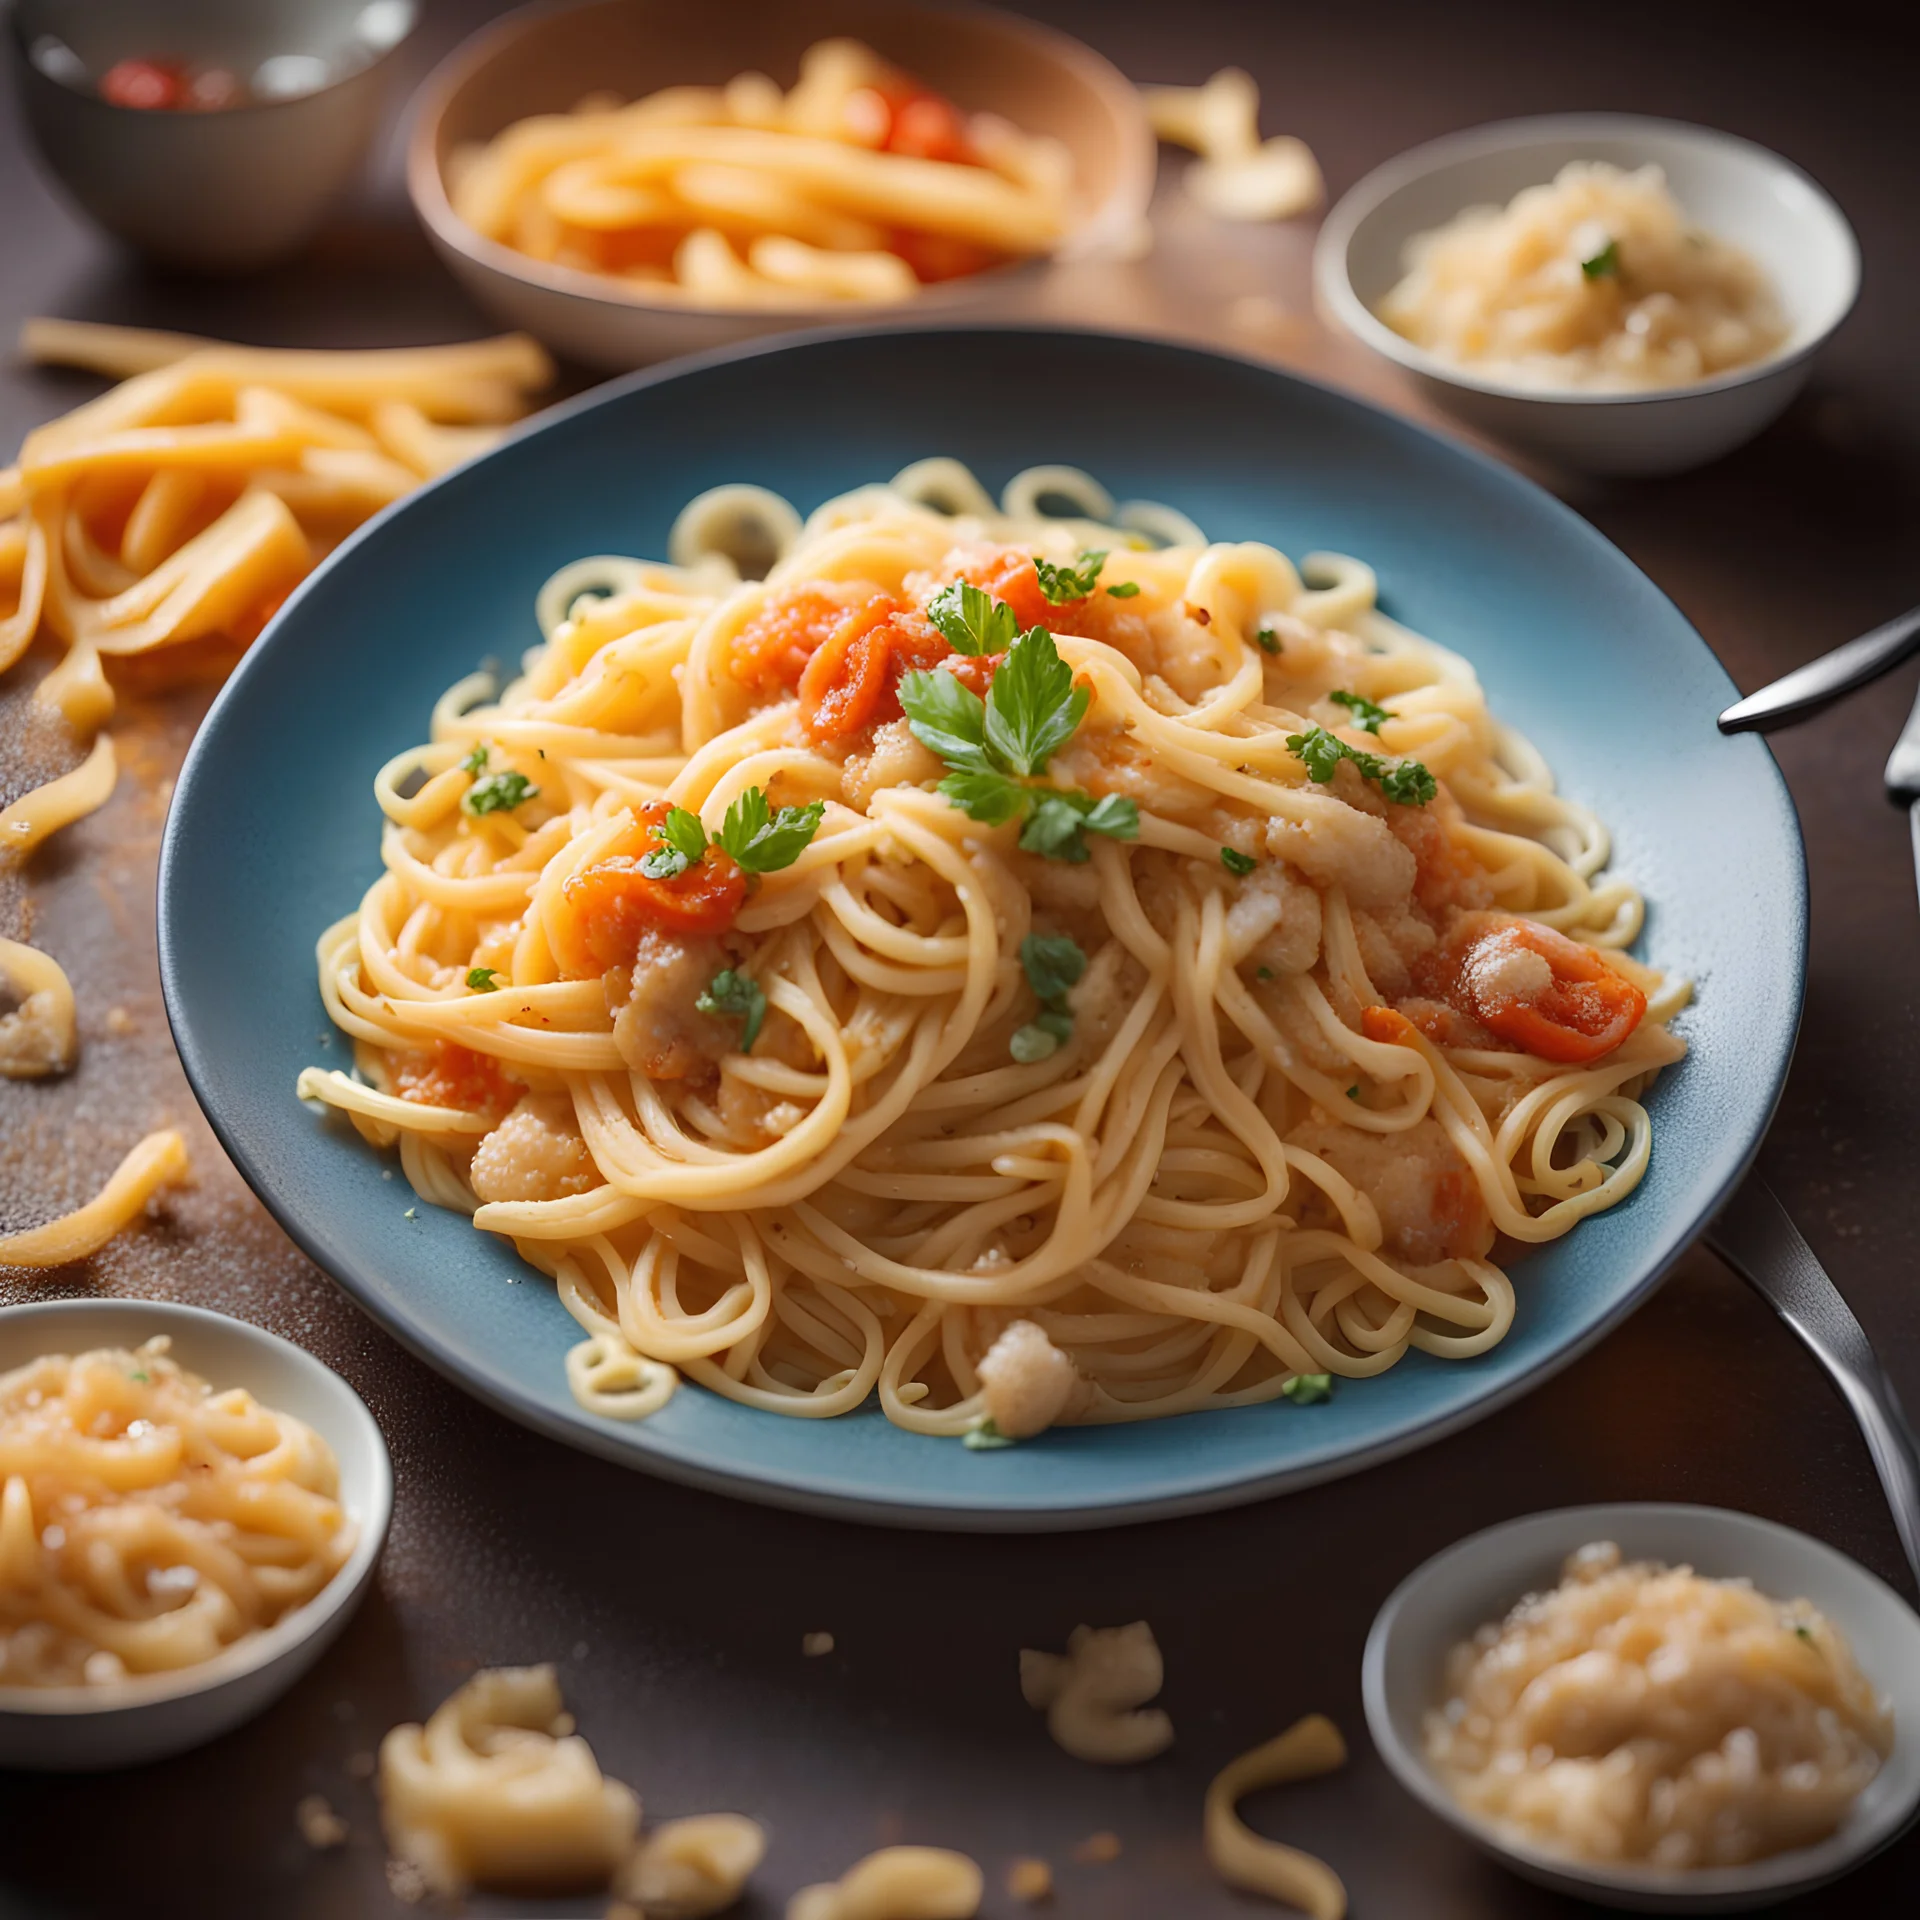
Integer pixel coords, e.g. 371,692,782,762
1314,115,1859,476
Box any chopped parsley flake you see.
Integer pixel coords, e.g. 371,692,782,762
1581,238,1620,279
1329,689,1392,735
1282,1373,1334,1404
128,1370,149,1384
1105,580,1141,598
1011,933,1086,1063
466,967,502,992
459,743,489,776
1255,626,1282,655
1220,847,1257,876
963,1417,1017,1449
463,769,538,816
697,969,768,1051
1033,550,1108,604
643,790,823,880
1286,725,1436,807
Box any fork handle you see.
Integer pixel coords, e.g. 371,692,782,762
1706,1176,1920,1594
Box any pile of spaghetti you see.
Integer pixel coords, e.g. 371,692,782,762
300,461,1686,1437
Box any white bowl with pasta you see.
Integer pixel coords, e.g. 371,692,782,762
1364,1505,1920,1911
405,0,1155,370
1315,117,1859,477
0,1298,391,1771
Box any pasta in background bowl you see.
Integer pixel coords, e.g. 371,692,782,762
0,1298,391,1770
1316,115,1858,476
407,0,1154,369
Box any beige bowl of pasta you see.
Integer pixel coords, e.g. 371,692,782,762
0,1298,391,1771
405,0,1155,370
1315,116,1859,477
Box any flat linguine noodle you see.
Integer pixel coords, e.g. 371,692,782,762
301,461,1687,1438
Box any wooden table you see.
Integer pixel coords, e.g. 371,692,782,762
4,2,1917,1913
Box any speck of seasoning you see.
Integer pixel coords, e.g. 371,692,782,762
295,1794,348,1850
402,1207,417,1220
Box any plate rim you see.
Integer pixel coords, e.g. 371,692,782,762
157,320,1808,1530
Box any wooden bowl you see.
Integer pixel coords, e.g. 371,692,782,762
405,0,1155,369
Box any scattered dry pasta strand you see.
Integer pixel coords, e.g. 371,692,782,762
0,1128,190,1268
786,1845,983,1920
1203,1715,1348,1918
0,937,77,1077
0,731,116,866
1141,71,1323,222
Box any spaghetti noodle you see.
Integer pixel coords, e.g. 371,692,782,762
301,462,1685,1438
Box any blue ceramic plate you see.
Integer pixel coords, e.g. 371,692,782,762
159,327,1804,1530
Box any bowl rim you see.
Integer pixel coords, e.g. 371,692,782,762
402,0,1156,324
0,1296,392,1719
1361,1502,1920,1902
1313,112,1862,410
5,0,421,121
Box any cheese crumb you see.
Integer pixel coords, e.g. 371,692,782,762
1072,1831,1122,1865
296,1793,349,1849
1007,1855,1054,1901
802,1631,835,1657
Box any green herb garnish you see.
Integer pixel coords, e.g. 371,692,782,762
466,967,502,992
963,1417,1017,1449
898,617,1138,862
1255,965,1274,980
1346,1085,1362,1101
1011,932,1086,1063
1033,549,1108,604
716,788,826,873
642,790,825,881
1282,1373,1334,1404
1329,689,1391,735
1794,1623,1815,1643
1220,847,1257,876
1255,626,1282,655
464,769,538,816
459,743,490,776
926,579,1019,656
1581,238,1620,279
1105,580,1141,598
697,969,768,1051
1286,725,1436,807
128,1370,149,1384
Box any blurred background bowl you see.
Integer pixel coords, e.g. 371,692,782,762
1314,115,1859,478
406,0,1156,370
0,1297,391,1772
5,0,417,273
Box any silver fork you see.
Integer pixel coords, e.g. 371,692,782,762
1707,1179,1920,1592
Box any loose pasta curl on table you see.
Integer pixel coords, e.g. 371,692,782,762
300,458,1687,1437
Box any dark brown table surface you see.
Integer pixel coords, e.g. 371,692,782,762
4,3,1918,1914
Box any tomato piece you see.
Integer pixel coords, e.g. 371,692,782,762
393,1042,516,1120
952,546,1057,629
886,93,974,164
559,803,746,970
888,228,1003,284
729,584,862,695
1361,1006,1418,1046
799,593,900,740
100,59,185,110
1427,916,1647,1064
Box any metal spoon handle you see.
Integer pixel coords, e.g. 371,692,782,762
1718,604,1920,735
1706,1174,1920,1592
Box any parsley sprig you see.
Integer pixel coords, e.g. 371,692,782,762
898,620,1138,862
1282,1373,1334,1405
1286,725,1436,807
697,969,768,1050
1220,847,1256,876
1011,933,1086,1064
926,580,1018,656
1034,550,1107,604
641,788,826,881
1328,689,1391,735
1581,237,1620,279
466,967,502,992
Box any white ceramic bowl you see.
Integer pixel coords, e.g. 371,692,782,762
0,1297,391,1771
1363,1504,1920,1912
1314,116,1860,477
405,0,1156,370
